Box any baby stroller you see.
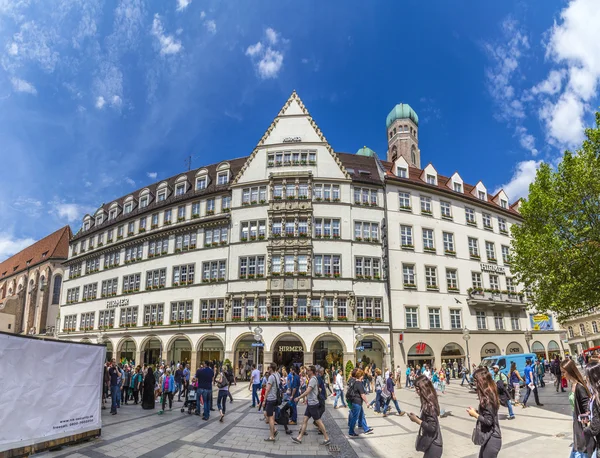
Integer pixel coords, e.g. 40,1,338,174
182,385,197,414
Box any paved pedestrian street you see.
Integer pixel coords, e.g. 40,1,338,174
40,379,574,458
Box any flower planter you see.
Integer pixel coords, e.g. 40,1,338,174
401,244,414,250
223,208,231,213
445,250,456,256
207,211,215,216
192,214,200,219
404,284,417,289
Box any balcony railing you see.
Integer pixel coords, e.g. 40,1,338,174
467,289,525,305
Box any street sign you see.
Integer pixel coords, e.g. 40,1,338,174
251,343,264,347
356,346,364,351
398,331,404,344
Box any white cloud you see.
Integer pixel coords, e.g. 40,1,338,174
147,172,158,179
0,233,36,262
495,160,541,201
11,197,43,217
176,0,192,12
7,42,18,56
124,177,135,186
200,11,206,19
515,126,538,156
535,0,600,147
10,77,37,95
84,181,92,187
151,14,182,56
204,20,216,34
49,202,93,223
95,96,106,109
246,29,286,80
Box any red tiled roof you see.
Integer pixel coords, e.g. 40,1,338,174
336,153,384,185
0,226,72,280
381,161,521,217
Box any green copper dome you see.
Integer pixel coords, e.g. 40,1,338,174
356,146,376,157
386,103,419,128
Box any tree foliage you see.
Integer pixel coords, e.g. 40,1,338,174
511,112,600,321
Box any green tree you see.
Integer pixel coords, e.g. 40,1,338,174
511,112,600,320
345,360,354,380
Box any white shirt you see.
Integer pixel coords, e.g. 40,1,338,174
384,370,390,380
424,369,431,380
251,369,261,384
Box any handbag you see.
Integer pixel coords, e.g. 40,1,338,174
471,419,493,446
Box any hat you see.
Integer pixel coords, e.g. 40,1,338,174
492,365,499,369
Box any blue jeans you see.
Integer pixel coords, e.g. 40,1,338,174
507,399,514,417
217,391,228,414
348,403,369,435
333,388,345,408
384,397,403,414
570,450,589,458
405,376,410,388
110,385,119,413
370,390,382,412
251,383,260,407
197,388,211,419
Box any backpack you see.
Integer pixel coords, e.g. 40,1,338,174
271,373,282,406
217,373,229,389
346,378,357,407
496,373,509,407
381,380,391,400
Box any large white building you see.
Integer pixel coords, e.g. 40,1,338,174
58,92,562,375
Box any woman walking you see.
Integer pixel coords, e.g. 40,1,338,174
408,375,442,457
467,367,502,458
159,368,176,413
583,362,600,458
131,366,142,405
324,369,333,396
509,362,524,405
561,358,593,458
368,369,384,413
141,366,156,410
216,367,230,422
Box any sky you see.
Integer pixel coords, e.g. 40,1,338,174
0,0,599,261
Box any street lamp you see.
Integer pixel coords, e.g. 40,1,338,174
354,325,364,365
462,327,471,370
253,326,263,368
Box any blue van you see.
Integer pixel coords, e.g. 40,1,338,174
481,353,537,378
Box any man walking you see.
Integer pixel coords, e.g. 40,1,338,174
264,363,281,442
492,365,515,420
249,364,261,408
108,359,121,415
535,360,545,388
522,359,544,408
175,364,184,401
289,366,300,424
333,369,345,409
291,365,330,446
195,361,214,420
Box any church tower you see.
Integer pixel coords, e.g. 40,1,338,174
386,103,420,168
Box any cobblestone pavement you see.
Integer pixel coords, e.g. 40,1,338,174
38,378,573,458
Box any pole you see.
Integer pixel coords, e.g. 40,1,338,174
466,339,471,369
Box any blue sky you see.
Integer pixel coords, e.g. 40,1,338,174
1,0,599,261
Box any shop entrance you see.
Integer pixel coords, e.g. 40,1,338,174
356,338,384,369
273,335,304,371
548,340,561,359
441,342,465,377
407,342,434,368
235,337,264,381
168,337,192,366
532,341,546,360
119,338,136,363
198,337,224,363
105,341,113,362
313,336,344,370
143,337,162,366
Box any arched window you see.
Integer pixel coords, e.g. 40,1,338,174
389,131,392,139
593,321,598,334
410,145,417,165
391,145,397,159
580,323,586,335
568,326,574,339
52,275,62,305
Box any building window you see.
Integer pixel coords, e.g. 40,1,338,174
399,191,411,210
426,174,436,185
125,244,143,262
478,190,486,201
489,275,500,291
406,307,418,328
173,264,195,285
429,308,441,329
82,283,97,301
205,226,228,245
314,255,341,277
124,202,132,214
51,275,62,305
143,304,164,326
149,238,169,257
354,257,381,279
403,264,416,287
397,167,408,178
239,255,265,278
354,221,379,241
119,306,138,327
467,237,479,258
217,171,229,185
446,269,458,291
422,228,435,251
242,186,268,205
85,257,100,274
355,297,382,321
472,272,482,289
109,210,117,220
425,266,437,289
499,218,508,233
158,191,166,202
511,313,520,330
122,273,141,293
400,225,413,247
101,278,118,297
242,220,266,241
176,183,185,196
164,209,172,224
494,312,504,330
454,182,462,193
420,196,432,214
593,321,599,334
313,183,340,201
202,260,226,282
127,221,135,236
66,287,80,303
80,312,95,330
103,251,120,269
443,232,455,254
98,310,115,329
482,213,492,230
139,217,147,231
440,201,452,219
178,205,186,221
297,298,307,319
175,231,198,251
476,311,487,330
568,326,574,339
196,176,207,190
486,242,497,262
140,197,148,209
353,187,378,206
465,207,476,225
450,310,462,329
337,298,347,319
222,195,231,210
63,314,77,331
314,218,340,238
501,199,508,209
145,269,166,289
580,323,586,335
171,301,193,324
501,245,510,264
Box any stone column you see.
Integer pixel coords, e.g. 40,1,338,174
191,350,198,372
134,350,142,367
304,352,313,366
263,351,274,365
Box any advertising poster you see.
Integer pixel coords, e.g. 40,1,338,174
530,313,554,331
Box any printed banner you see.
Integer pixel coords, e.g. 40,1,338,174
0,333,104,452
530,313,554,331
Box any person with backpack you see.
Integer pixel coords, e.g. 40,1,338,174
367,368,384,413
382,369,406,417
492,365,515,420
408,375,443,458
347,368,374,437
291,365,330,446
264,363,281,442
216,367,229,422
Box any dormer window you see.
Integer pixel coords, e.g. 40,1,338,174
196,177,207,190
397,167,407,178
217,171,229,185
501,199,507,209
140,197,148,208
478,191,486,201
124,203,132,214
176,184,185,196
158,192,166,202
454,183,462,193
96,215,103,225
426,174,436,185
84,221,90,231
109,210,117,220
